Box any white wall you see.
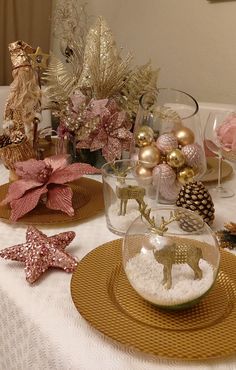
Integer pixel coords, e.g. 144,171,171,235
52,0,236,104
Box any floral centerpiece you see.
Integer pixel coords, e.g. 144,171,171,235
43,3,159,165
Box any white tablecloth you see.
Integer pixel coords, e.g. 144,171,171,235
0,164,236,370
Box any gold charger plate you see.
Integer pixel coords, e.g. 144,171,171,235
0,178,104,225
201,157,233,182
71,239,236,361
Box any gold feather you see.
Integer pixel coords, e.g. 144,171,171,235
77,16,131,99
43,55,76,104
120,62,159,120
42,39,85,107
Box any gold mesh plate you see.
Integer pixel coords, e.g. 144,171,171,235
71,239,236,361
0,178,104,225
201,157,233,182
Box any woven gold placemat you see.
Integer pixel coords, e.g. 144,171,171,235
0,178,104,225
201,157,233,182
71,239,236,361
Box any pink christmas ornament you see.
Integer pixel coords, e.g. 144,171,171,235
153,163,180,202
0,226,77,284
153,163,176,185
156,133,178,154
159,181,181,202
181,143,204,171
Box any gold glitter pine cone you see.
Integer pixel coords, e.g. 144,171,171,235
176,181,215,229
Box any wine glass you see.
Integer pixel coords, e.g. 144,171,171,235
204,111,235,198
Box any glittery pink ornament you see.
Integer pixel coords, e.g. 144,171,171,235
153,163,176,185
153,163,180,202
159,181,181,202
156,133,178,154
0,226,77,283
181,143,204,171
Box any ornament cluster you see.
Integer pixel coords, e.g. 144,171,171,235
134,125,205,202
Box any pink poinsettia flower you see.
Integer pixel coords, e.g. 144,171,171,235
1,154,100,221
77,99,133,162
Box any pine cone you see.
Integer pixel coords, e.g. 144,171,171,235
176,181,215,231
9,130,25,144
0,134,11,148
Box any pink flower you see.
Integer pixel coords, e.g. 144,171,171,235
77,99,133,162
217,113,236,151
1,154,100,221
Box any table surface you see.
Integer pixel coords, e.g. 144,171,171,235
0,163,236,370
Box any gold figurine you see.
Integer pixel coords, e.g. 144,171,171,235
110,162,146,216
153,241,203,290
137,201,205,289
116,185,145,216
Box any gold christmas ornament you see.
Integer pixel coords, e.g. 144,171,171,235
176,181,215,226
174,127,195,146
135,164,153,178
177,167,195,185
135,126,154,147
138,145,160,168
167,149,185,168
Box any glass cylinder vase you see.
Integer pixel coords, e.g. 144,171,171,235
101,159,160,235
131,88,206,204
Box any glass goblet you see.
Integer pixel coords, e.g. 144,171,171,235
204,111,235,198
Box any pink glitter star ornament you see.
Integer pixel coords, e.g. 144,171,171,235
0,226,77,283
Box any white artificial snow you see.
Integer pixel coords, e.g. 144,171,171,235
125,250,215,306
107,200,141,233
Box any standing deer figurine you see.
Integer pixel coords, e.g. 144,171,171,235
110,162,146,216
153,241,203,290
138,203,204,289
116,184,145,216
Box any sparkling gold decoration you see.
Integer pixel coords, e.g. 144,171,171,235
120,62,159,121
28,47,49,69
166,149,185,168
177,167,195,185
43,53,81,106
138,145,160,168
78,16,131,99
44,11,159,123
135,126,154,147
176,181,215,226
174,127,195,146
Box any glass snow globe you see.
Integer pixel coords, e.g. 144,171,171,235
123,206,220,310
